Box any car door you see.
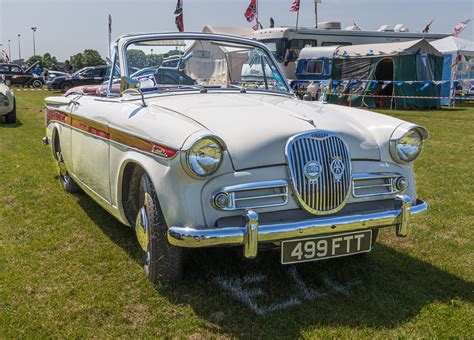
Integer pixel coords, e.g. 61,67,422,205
69,95,112,202
9,65,28,86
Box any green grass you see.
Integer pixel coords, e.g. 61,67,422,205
1,90,473,338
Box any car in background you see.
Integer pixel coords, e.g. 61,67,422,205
0,76,16,124
48,65,107,92
0,62,44,88
45,70,69,83
131,66,196,87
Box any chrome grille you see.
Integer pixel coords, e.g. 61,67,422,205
286,131,351,215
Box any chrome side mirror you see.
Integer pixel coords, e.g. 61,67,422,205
120,76,146,107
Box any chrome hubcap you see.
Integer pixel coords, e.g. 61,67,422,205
135,207,149,252
58,153,69,182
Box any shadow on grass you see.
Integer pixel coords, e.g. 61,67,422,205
76,193,473,336
0,117,23,127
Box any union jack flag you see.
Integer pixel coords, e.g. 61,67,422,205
1,50,9,63
244,0,257,22
290,0,300,12
174,0,184,32
452,19,471,37
252,18,263,31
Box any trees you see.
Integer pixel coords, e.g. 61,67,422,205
70,49,105,71
26,53,59,69
26,55,42,67
41,53,58,69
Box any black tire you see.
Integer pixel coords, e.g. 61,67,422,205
60,82,72,92
32,79,43,89
136,173,184,284
370,228,379,246
4,99,16,124
55,137,80,193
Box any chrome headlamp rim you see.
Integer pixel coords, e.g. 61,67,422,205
389,125,428,164
181,135,225,179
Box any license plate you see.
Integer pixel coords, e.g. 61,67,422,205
281,230,372,264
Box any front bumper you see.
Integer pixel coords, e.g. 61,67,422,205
167,195,428,259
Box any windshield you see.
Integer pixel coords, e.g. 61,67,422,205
124,38,290,94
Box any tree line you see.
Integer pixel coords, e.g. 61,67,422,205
26,49,105,72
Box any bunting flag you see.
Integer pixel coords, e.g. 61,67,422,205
290,0,300,12
174,0,184,32
1,50,9,63
452,19,471,37
244,0,257,22
422,19,434,33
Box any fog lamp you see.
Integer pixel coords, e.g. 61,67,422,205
214,192,230,209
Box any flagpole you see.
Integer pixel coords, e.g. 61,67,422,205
108,14,112,58
296,6,300,32
256,0,259,29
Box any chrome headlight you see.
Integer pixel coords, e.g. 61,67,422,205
390,126,428,163
184,137,224,178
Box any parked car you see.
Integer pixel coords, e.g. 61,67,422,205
44,33,428,284
45,70,69,82
0,76,16,123
48,65,107,92
131,66,196,87
0,62,44,88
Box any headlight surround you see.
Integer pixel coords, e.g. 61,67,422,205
184,137,224,178
390,127,428,163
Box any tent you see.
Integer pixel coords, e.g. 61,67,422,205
327,39,444,109
184,26,261,86
431,36,474,105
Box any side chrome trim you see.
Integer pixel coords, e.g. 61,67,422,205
45,107,179,159
168,196,428,259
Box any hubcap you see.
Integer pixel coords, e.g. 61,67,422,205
135,207,149,252
57,153,69,182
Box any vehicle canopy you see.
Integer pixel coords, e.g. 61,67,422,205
327,39,444,109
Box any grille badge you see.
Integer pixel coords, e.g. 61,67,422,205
330,157,345,182
304,161,322,183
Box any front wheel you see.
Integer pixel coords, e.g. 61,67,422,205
55,143,80,193
4,99,16,124
32,79,43,89
135,173,184,284
60,82,72,92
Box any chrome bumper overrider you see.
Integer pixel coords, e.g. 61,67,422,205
167,195,428,259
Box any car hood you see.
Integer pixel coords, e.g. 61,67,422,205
149,92,401,170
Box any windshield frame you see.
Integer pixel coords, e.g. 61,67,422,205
116,32,293,96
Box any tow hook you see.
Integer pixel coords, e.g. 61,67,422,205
42,136,49,145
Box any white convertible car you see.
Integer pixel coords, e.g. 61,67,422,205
0,77,16,124
44,33,428,283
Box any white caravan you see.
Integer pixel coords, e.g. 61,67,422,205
253,24,449,80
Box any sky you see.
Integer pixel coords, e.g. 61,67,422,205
1,0,473,61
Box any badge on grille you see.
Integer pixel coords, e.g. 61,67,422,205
330,157,345,182
304,161,322,183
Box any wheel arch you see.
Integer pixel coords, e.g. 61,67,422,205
116,155,168,226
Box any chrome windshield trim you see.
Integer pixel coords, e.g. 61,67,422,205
117,32,294,96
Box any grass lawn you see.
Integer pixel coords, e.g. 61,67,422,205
0,90,473,338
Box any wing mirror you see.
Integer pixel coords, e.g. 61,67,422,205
120,76,147,107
